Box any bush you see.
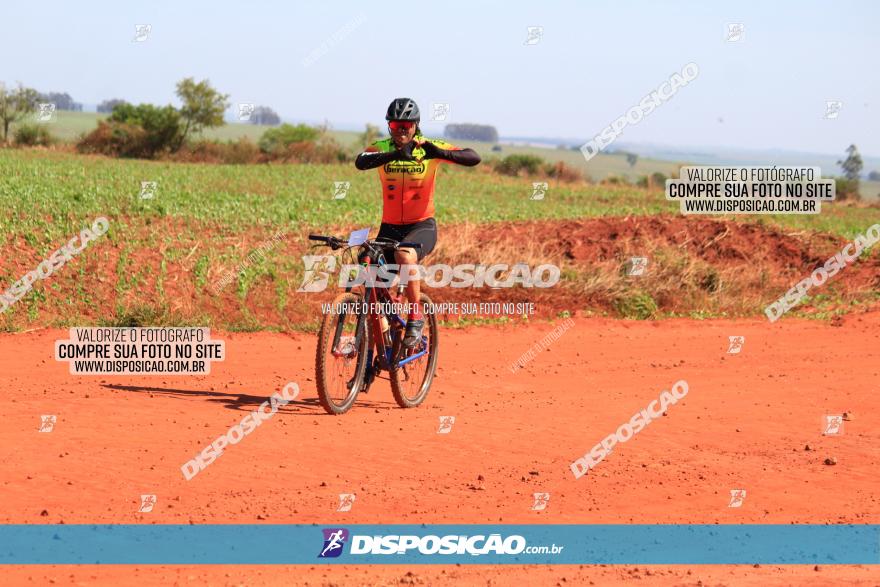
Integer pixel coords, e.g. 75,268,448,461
258,123,320,154
494,154,545,176
97,98,128,113
173,138,262,164
835,177,861,201
13,124,53,146
543,161,583,182
613,291,658,320
171,135,347,165
109,103,182,156
358,123,382,147
636,172,668,189
78,103,183,158
77,121,150,157
275,136,348,164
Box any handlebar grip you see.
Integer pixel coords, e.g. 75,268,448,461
308,235,330,242
397,241,422,249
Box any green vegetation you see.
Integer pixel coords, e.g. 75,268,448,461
13,124,53,147
0,148,666,245
494,154,545,176
0,84,40,141
258,123,321,154
13,111,880,200
612,291,658,320
0,146,878,331
174,77,230,150
76,78,230,158
1,148,877,244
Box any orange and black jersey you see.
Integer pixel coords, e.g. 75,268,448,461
355,136,480,224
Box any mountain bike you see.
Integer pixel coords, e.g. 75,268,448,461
309,234,439,415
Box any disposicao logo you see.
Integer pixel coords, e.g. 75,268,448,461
318,528,349,558
317,530,562,557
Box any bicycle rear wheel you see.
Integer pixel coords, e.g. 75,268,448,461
390,293,438,408
315,292,370,415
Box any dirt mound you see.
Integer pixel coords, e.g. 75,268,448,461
441,215,869,279
430,216,880,319
2,216,878,331
552,216,831,266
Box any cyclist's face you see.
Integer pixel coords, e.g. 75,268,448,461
389,121,416,146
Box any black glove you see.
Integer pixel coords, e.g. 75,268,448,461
419,140,446,160
393,140,416,161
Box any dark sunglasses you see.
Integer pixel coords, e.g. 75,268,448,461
388,121,416,131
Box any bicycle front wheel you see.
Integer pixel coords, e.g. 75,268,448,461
390,292,439,408
315,292,370,415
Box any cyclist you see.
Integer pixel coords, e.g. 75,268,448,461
355,98,480,346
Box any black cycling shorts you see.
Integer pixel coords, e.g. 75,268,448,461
377,217,437,263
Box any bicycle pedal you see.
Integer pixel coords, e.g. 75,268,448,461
361,368,376,393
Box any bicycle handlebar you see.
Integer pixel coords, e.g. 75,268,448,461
308,234,421,251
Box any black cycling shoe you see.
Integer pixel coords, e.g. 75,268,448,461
402,319,424,348
360,363,377,394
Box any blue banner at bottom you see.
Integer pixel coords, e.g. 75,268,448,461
0,525,877,565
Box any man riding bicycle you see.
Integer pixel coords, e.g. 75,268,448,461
355,98,480,347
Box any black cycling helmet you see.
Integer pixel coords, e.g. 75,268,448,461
386,98,420,122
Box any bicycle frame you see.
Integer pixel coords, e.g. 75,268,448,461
337,251,429,373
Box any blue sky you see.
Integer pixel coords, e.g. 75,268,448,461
2,1,877,156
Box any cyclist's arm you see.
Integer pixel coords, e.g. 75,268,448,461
355,146,398,170
437,147,480,166
424,139,481,166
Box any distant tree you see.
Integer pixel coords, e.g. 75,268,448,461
867,170,880,181
252,106,280,125
97,98,128,113
837,144,863,181
358,123,381,146
0,83,40,141
38,92,82,111
444,123,498,143
250,106,281,126
625,152,638,167
174,77,230,150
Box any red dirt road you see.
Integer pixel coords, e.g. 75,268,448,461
1,313,879,585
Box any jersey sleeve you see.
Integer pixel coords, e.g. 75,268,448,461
363,139,393,154
429,138,460,151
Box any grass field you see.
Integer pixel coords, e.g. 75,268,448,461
2,148,877,242
5,112,722,185
14,112,880,199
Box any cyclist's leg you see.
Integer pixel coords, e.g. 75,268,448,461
375,223,407,293
394,219,437,346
